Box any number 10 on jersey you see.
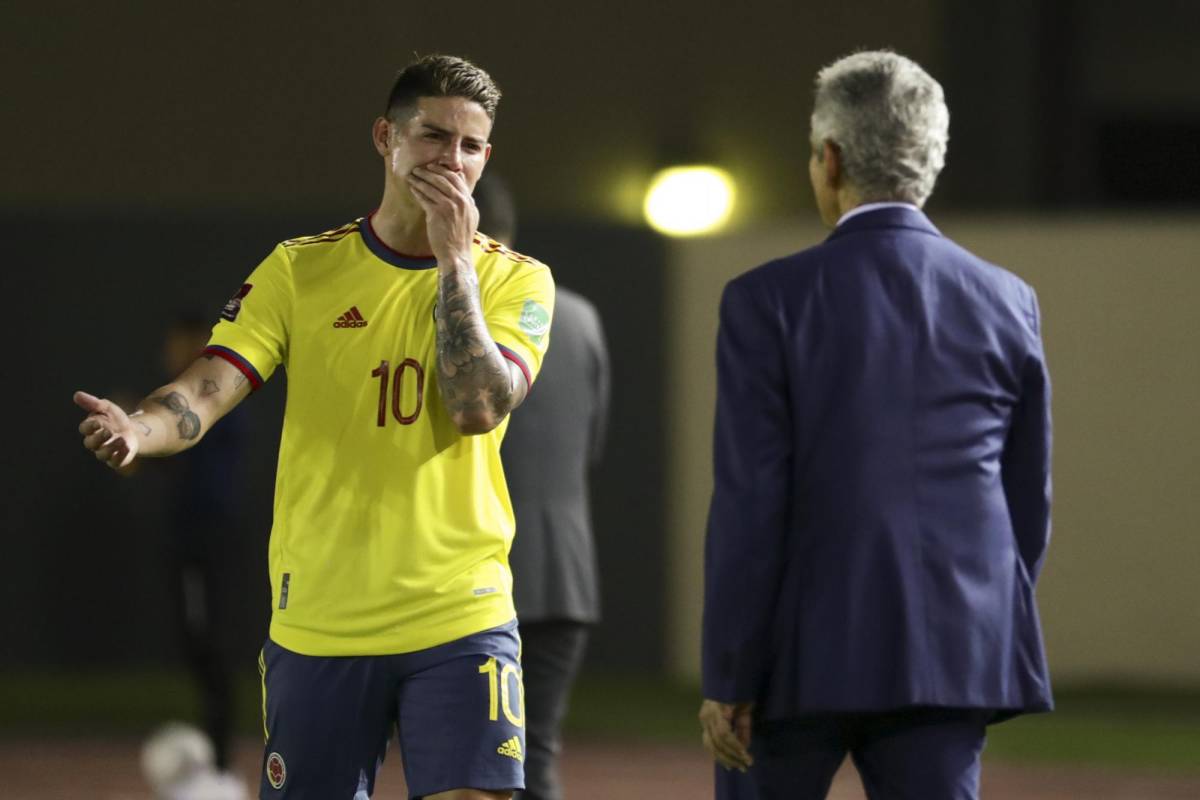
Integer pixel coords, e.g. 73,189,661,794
371,359,425,426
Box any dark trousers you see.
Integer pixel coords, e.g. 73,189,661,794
720,708,988,800
167,525,234,769
513,621,589,800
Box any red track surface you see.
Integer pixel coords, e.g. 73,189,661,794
3,737,1198,799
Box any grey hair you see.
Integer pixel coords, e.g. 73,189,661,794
810,51,949,206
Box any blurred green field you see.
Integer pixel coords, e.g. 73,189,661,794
565,675,1200,773
2,670,1198,773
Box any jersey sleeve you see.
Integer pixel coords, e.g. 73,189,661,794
203,244,293,389
485,261,555,388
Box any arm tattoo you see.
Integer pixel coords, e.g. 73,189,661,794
129,410,152,437
200,378,220,397
153,391,202,440
435,268,513,427
234,373,247,389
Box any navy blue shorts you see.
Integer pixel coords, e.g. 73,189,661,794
258,620,525,799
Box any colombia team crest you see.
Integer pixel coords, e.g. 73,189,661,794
266,751,286,789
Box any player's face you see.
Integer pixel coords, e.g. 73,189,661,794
376,96,493,202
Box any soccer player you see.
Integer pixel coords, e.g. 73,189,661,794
75,55,555,800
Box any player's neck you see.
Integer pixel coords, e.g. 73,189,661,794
372,197,435,258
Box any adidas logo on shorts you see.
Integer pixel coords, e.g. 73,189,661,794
496,736,523,761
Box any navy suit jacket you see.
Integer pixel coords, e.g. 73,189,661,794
701,207,1052,720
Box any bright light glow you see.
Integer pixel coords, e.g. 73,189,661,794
643,166,736,236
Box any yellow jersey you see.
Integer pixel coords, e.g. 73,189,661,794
204,214,554,656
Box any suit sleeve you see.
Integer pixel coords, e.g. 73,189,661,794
1001,287,1053,582
701,278,793,703
586,302,611,465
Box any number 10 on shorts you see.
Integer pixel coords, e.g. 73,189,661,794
478,657,524,726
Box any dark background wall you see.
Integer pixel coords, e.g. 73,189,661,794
1,1,942,220
939,0,1200,208
6,2,1197,221
2,0,1197,676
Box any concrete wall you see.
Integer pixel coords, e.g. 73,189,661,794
665,214,1200,685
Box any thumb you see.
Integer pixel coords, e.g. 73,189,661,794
74,391,105,413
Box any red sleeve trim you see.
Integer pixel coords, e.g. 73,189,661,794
203,345,264,391
496,343,532,390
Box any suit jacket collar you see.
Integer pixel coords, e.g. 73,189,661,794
824,205,941,243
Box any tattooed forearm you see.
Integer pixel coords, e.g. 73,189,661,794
152,391,202,440
200,378,220,397
435,268,513,431
128,410,153,437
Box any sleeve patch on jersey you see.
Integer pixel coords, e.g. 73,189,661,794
221,283,254,321
518,299,550,345
203,345,264,391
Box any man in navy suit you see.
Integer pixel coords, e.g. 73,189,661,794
699,51,1052,800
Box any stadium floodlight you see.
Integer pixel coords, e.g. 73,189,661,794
643,165,736,237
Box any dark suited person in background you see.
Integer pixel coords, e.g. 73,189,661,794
477,176,611,800
160,313,247,772
700,50,1053,800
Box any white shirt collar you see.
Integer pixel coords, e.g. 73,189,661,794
836,201,920,228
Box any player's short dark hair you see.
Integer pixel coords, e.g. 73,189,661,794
385,55,501,123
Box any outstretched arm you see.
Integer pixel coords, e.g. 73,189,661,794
76,353,251,468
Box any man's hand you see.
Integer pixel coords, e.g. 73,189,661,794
405,164,478,265
699,698,755,772
75,390,142,469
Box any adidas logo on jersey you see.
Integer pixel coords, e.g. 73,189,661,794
333,306,368,328
496,736,523,761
